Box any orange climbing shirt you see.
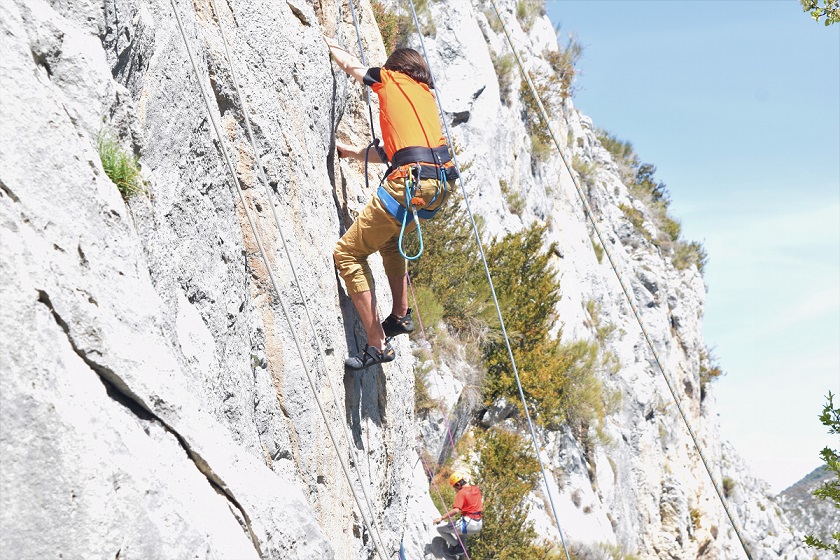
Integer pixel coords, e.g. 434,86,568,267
367,67,445,159
453,485,483,520
365,68,452,179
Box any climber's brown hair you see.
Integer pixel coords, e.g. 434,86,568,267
383,48,433,88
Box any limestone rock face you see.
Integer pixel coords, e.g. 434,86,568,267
0,0,828,559
1,0,428,558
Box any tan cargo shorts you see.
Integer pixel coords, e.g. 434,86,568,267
334,175,451,295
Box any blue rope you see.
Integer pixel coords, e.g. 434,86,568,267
397,175,423,260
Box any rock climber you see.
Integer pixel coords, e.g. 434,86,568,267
433,471,483,558
323,35,458,370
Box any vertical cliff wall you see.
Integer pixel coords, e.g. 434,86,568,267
0,0,826,559
1,0,436,557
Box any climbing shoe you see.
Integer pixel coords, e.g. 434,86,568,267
344,343,396,370
447,544,465,558
381,308,414,338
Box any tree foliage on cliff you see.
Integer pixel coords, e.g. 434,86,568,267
597,128,707,274
405,192,493,337
800,0,840,25
467,428,556,559
804,392,840,554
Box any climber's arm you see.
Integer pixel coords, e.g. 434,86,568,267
323,35,367,84
433,506,461,524
335,140,384,164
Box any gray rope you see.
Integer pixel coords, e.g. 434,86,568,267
169,1,388,558
487,1,753,558
405,2,572,559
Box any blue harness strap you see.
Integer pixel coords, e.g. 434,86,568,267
377,185,441,225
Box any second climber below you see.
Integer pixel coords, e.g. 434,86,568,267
434,471,483,558
324,35,458,370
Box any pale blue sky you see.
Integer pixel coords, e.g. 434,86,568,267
545,0,840,493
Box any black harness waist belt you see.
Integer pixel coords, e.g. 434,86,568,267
390,145,451,166
386,145,460,181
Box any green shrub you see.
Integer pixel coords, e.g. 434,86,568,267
411,284,444,332
468,428,554,559
428,461,457,516
500,178,525,215
722,476,735,498
698,346,724,395
572,155,597,189
596,128,637,167
690,507,702,530
98,132,143,199
414,364,440,415
408,0,436,37
449,135,473,174
482,7,504,33
529,132,551,164
660,215,682,243
569,542,641,560
673,240,708,273
632,163,669,204
591,240,604,263
515,0,544,32
544,34,582,100
371,0,400,54
585,300,615,344
484,223,560,351
804,392,840,554
490,51,516,105
405,193,493,338
618,203,650,242
520,77,555,163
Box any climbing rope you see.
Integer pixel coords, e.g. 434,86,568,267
341,5,487,556
169,1,389,558
342,4,473,557
404,2,573,559
487,1,754,558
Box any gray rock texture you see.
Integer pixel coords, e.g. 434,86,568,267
0,0,829,559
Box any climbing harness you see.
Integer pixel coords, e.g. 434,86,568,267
403,1,575,558
170,1,390,558
344,5,456,262
486,1,754,558
377,146,455,260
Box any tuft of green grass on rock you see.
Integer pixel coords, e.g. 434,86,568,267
98,132,143,199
